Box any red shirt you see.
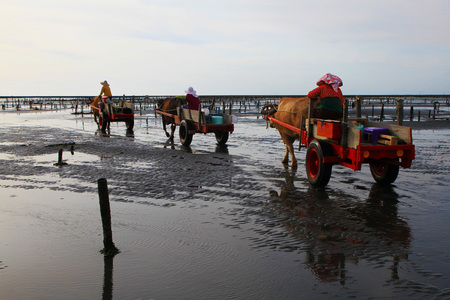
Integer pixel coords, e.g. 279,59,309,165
186,94,200,110
307,84,344,106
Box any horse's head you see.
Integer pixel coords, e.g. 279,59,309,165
89,96,101,107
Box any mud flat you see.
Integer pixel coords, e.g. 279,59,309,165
1,109,450,299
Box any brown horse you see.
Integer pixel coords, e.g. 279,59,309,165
89,96,101,125
157,97,181,140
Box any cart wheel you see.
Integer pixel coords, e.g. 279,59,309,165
179,120,193,146
305,140,333,188
100,113,109,132
215,131,229,145
369,159,399,185
126,119,134,130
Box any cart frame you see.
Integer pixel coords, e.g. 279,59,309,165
90,101,134,132
156,106,234,146
263,99,415,187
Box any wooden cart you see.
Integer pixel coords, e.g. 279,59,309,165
156,106,234,146
263,101,415,187
90,101,134,133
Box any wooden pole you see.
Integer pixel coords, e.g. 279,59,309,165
380,104,385,121
410,106,414,121
433,102,437,120
355,96,361,119
54,149,67,166
340,99,349,147
98,178,119,256
397,100,404,126
58,149,63,164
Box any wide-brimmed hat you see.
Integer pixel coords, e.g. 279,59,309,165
185,86,197,97
316,73,342,92
100,80,110,86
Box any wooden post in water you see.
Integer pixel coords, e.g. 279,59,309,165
98,178,119,256
58,149,63,164
380,104,385,121
410,106,414,121
433,102,437,120
396,100,404,125
340,99,349,148
54,149,67,166
355,96,361,119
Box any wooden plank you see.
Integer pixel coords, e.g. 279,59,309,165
347,127,362,149
378,134,398,145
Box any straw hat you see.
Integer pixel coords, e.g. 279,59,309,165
100,80,110,86
185,87,197,97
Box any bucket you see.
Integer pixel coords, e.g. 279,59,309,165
210,116,223,124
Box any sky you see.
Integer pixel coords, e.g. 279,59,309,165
1,0,449,96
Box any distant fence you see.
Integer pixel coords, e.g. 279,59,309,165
1,94,449,120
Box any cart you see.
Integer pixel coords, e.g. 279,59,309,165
90,101,134,133
155,106,234,146
263,100,415,187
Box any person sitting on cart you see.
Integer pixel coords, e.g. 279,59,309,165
99,80,113,103
307,73,344,120
185,86,200,110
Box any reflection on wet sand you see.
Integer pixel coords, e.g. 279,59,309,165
267,169,411,285
102,256,114,300
215,144,229,154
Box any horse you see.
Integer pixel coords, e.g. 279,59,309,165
261,97,318,168
89,96,101,125
157,97,181,141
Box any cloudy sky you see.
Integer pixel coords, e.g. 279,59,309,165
1,0,449,96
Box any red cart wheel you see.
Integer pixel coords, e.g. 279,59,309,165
179,120,193,146
305,140,332,188
370,159,399,185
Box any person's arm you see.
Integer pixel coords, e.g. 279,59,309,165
307,86,322,100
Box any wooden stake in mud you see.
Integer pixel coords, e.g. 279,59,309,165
54,149,67,166
98,178,119,256
355,96,361,119
396,100,404,125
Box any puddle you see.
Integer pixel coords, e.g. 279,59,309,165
29,151,101,166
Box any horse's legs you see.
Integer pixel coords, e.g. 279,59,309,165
162,119,170,137
170,123,176,141
281,134,297,168
94,112,99,125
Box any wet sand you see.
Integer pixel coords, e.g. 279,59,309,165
1,109,450,299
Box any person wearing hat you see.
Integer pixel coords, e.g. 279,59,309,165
307,73,344,120
99,80,113,104
185,86,200,110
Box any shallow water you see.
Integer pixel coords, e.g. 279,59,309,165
1,109,450,299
